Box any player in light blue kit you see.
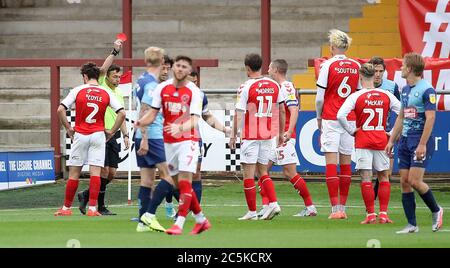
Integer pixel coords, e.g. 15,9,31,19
134,47,173,233
386,53,444,234
368,57,401,199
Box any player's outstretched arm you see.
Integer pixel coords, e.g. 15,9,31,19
202,111,230,135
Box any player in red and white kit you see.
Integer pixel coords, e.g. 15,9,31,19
55,62,126,217
229,53,285,221
136,55,211,235
315,29,360,219
256,59,317,218
337,63,400,224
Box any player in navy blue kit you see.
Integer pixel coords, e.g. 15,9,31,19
385,53,444,234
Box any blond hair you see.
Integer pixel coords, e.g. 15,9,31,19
144,46,165,67
328,29,352,51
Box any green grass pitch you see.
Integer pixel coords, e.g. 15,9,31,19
0,179,449,248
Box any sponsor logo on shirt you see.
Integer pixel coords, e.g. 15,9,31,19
404,107,418,119
430,94,436,104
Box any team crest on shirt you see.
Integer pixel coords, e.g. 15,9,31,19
430,94,436,104
181,94,190,103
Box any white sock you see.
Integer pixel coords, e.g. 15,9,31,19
194,212,206,224
89,206,96,212
62,206,70,210
269,202,278,207
175,216,186,229
332,205,339,213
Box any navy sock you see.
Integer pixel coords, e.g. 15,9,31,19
138,186,152,221
173,189,180,202
147,180,173,214
165,186,173,203
98,178,109,209
402,192,417,226
192,180,202,203
420,189,440,213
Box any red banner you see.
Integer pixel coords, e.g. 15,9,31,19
399,0,450,58
313,57,450,110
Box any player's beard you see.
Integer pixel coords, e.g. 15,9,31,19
174,72,188,84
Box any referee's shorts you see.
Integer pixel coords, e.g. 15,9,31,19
104,131,121,169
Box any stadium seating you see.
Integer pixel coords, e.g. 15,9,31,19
294,0,402,111
0,0,366,148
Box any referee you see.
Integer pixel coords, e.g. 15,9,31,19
78,39,130,215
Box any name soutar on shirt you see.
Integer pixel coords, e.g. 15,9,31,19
316,55,361,121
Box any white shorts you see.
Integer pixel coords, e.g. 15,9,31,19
164,140,200,176
269,137,300,166
320,119,355,155
240,139,272,165
67,131,106,167
355,149,390,172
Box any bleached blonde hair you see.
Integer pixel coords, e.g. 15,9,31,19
144,46,165,67
328,29,352,51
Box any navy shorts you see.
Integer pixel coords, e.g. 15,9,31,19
104,131,121,168
398,136,434,169
135,138,166,168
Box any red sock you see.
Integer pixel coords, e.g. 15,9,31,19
64,179,79,208
339,164,352,206
378,181,391,213
190,189,202,215
243,178,257,211
88,175,101,207
326,164,339,206
361,181,375,214
258,178,269,206
290,174,313,206
259,175,277,203
178,180,193,217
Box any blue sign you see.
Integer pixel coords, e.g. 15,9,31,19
0,150,55,191
271,111,450,174
0,153,8,185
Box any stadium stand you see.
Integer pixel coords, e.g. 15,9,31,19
294,0,401,110
0,0,366,149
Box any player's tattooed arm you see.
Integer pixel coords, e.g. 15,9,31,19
139,103,151,139
202,111,230,135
